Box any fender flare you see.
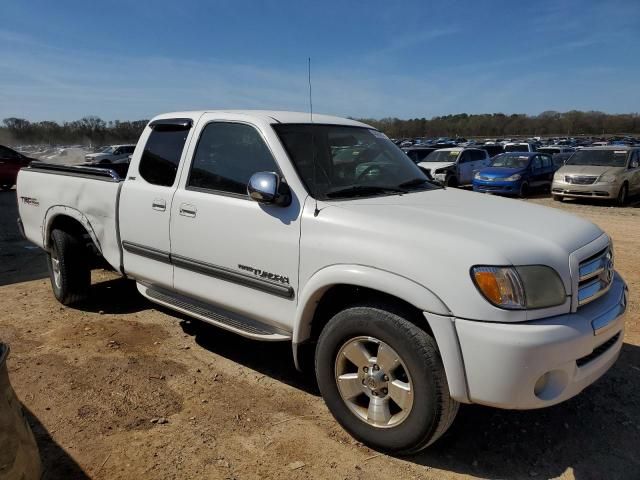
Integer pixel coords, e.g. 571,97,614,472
292,264,451,345
42,206,102,254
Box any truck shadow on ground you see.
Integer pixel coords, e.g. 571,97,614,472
23,406,89,480
180,311,640,479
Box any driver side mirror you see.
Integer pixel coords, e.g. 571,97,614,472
631,160,639,169
247,172,291,207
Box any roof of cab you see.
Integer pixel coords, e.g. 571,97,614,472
150,110,373,128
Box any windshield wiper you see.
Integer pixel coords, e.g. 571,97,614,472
398,178,430,189
325,185,408,198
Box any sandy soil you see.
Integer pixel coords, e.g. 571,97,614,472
1,189,639,480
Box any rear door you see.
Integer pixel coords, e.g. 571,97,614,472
170,115,302,331
119,118,195,289
529,155,545,188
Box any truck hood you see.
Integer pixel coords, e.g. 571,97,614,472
308,187,604,321
417,161,456,172
558,165,623,176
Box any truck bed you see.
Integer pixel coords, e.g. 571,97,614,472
17,162,124,274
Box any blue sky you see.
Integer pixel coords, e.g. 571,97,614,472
1,0,638,121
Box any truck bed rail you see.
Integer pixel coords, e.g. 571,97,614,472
24,161,123,182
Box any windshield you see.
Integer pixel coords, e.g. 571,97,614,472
504,144,530,152
423,150,460,163
566,150,629,167
274,124,438,199
100,146,115,153
490,154,530,168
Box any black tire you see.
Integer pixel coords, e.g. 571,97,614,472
519,182,529,198
47,229,90,305
315,305,458,455
445,176,458,188
616,183,628,206
553,195,563,202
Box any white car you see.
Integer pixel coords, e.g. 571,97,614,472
504,142,536,153
84,144,136,164
418,147,491,186
17,110,628,454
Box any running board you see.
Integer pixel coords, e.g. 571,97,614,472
140,284,291,341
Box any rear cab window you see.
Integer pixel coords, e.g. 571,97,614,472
139,120,192,186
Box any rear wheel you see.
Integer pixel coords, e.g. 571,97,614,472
47,229,90,305
315,305,458,455
616,184,628,206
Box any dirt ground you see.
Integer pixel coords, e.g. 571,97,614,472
1,189,639,480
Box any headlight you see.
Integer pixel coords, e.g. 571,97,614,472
504,173,521,181
553,173,564,182
474,172,482,179
597,174,617,184
471,265,566,309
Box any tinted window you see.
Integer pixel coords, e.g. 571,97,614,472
0,146,20,160
139,126,190,186
188,122,279,195
541,155,552,168
532,156,543,170
470,150,485,161
459,151,472,163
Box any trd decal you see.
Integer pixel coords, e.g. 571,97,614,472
20,196,39,206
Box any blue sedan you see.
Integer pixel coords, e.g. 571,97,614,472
472,152,556,197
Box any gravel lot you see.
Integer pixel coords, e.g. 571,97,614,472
1,188,639,480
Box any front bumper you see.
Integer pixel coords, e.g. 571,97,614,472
453,272,627,409
473,179,521,195
552,180,619,199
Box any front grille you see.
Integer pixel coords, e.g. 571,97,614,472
577,247,614,307
576,332,620,367
565,175,597,185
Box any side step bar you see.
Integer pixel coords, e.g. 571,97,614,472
139,283,291,341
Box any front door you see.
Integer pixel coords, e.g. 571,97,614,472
458,151,474,184
170,117,302,331
119,119,194,289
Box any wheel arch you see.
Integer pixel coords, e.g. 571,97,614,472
43,207,102,255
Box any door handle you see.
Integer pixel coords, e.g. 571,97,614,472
179,203,197,217
152,199,166,211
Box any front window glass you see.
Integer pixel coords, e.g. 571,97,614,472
139,126,190,186
188,122,279,195
274,124,437,199
491,154,531,168
566,150,629,167
423,150,460,163
101,146,115,153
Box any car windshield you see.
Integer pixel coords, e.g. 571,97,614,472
423,150,460,163
491,154,530,168
504,144,530,152
566,150,629,167
100,146,115,153
274,124,438,200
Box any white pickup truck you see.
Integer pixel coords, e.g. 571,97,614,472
17,110,628,454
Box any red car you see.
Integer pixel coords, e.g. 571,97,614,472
0,145,33,190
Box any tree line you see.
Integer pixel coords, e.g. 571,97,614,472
2,110,640,146
356,111,640,139
0,116,149,146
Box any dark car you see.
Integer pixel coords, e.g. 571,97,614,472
86,155,132,179
480,144,504,158
0,145,33,190
472,152,556,197
401,146,439,163
0,343,41,480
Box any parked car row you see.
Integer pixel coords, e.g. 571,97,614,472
402,145,640,205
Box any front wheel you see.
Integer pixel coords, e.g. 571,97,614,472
315,305,458,455
616,184,628,206
519,182,530,198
